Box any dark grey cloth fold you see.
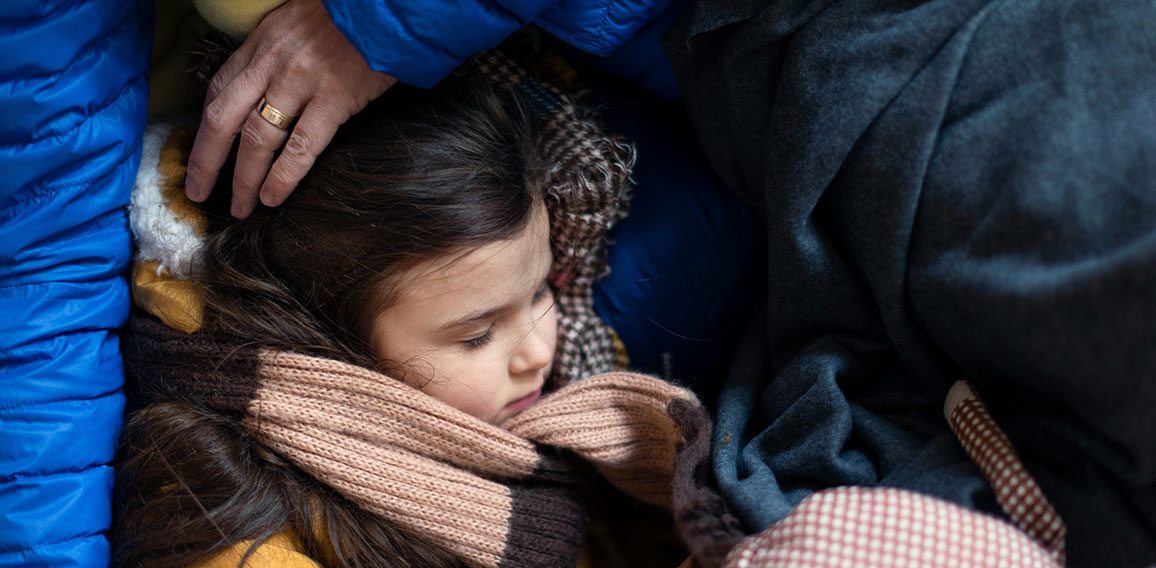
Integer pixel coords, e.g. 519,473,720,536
663,0,1156,565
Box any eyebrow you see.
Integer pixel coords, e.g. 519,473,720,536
437,266,553,332
439,304,511,331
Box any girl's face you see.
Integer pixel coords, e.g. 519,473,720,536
372,201,558,425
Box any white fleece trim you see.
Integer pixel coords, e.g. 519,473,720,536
130,121,206,279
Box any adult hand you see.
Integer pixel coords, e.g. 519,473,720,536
185,0,397,218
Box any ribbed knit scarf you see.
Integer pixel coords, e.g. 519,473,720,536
126,50,713,567
126,315,707,568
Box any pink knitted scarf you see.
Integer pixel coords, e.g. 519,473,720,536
124,49,715,567
126,315,706,567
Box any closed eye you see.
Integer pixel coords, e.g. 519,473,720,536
463,328,494,349
533,281,552,301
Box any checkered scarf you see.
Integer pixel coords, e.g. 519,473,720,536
469,51,635,387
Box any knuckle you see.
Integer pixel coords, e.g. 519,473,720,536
250,50,279,78
206,75,227,101
201,99,231,133
285,57,313,81
264,168,295,195
240,118,274,148
281,131,314,160
314,71,333,93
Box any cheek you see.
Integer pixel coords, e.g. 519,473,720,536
545,305,560,357
416,355,506,419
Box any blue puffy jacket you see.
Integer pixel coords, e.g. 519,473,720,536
322,0,683,97
0,1,151,566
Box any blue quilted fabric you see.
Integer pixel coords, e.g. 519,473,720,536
0,1,151,566
322,0,682,92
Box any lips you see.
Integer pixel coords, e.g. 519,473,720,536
504,387,542,415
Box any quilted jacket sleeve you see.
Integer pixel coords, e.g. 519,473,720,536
0,1,151,566
321,0,558,88
320,0,677,88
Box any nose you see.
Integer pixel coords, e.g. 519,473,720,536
510,320,553,377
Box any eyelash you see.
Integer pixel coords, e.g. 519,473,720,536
462,282,551,350
464,329,494,350
534,282,552,301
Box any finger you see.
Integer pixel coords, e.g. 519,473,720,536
203,35,258,108
185,63,269,203
185,38,260,202
231,93,302,218
260,72,396,207
258,103,339,208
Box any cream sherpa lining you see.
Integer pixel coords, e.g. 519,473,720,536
130,121,205,280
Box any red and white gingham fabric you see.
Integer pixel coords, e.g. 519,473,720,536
720,381,1069,568
722,486,1060,568
944,381,1066,563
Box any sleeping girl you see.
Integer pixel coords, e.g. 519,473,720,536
114,53,709,568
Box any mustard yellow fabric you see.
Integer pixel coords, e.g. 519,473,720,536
193,0,287,37
131,126,209,333
194,530,598,568
131,261,204,334
193,533,321,568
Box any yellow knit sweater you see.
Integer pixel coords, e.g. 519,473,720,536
196,533,320,568
192,0,286,37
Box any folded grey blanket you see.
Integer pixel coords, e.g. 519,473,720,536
662,0,1156,566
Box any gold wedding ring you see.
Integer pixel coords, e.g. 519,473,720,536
257,97,297,130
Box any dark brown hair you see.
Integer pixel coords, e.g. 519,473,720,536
204,69,544,371
115,67,543,568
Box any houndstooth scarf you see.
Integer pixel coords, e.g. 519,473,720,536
467,51,636,386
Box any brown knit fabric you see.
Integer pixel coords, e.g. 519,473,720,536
504,373,692,509
127,315,704,568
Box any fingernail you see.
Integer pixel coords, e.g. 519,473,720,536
260,190,282,207
231,197,245,219
186,178,203,201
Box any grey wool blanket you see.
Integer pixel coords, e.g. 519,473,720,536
662,0,1156,566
